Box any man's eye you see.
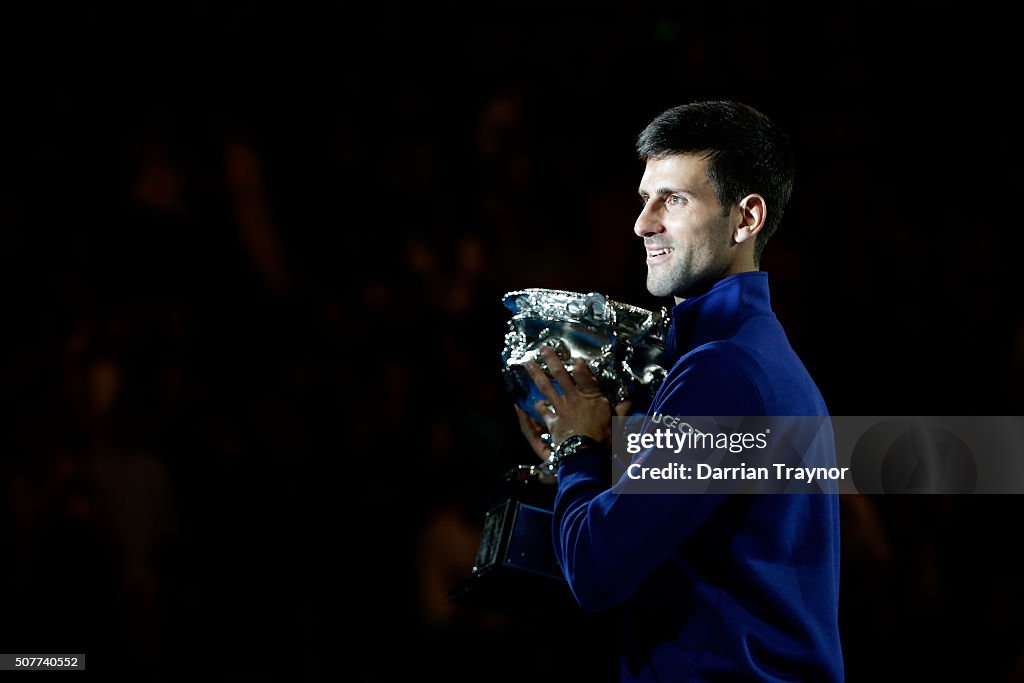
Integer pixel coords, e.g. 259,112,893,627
667,195,685,206
639,195,649,207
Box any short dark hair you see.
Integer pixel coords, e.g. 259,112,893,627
636,100,795,266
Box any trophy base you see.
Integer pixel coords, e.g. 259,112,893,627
448,468,579,617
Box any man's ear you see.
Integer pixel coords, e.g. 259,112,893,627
734,194,767,244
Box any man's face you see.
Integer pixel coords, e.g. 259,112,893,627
634,154,737,300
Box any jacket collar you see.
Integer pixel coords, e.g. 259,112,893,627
664,272,773,359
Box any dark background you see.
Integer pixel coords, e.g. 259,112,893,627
2,2,1022,680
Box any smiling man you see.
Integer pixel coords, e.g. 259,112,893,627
517,101,844,681
637,153,761,299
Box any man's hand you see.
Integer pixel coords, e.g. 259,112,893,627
513,345,632,462
514,404,552,462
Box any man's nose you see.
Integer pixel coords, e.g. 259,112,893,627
634,203,664,238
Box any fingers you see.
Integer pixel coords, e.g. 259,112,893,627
540,345,575,392
523,357,561,406
515,404,543,435
528,349,607,405
614,399,635,417
514,405,553,461
570,358,602,395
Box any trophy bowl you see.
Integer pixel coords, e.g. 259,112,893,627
500,288,671,428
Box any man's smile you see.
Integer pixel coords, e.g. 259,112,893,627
645,246,675,264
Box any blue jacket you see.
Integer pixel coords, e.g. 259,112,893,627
552,272,843,682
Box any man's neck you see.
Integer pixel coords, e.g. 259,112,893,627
673,264,759,305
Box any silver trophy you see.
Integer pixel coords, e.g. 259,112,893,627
447,288,673,614
500,288,672,452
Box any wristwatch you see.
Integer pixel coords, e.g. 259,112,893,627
545,434,605,474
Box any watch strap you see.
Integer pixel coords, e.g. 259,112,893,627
548,434,605,472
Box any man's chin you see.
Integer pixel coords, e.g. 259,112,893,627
646,279,674,299
647,272,687,299
648,275,715,301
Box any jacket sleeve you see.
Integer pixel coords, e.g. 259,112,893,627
551,346,765,611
